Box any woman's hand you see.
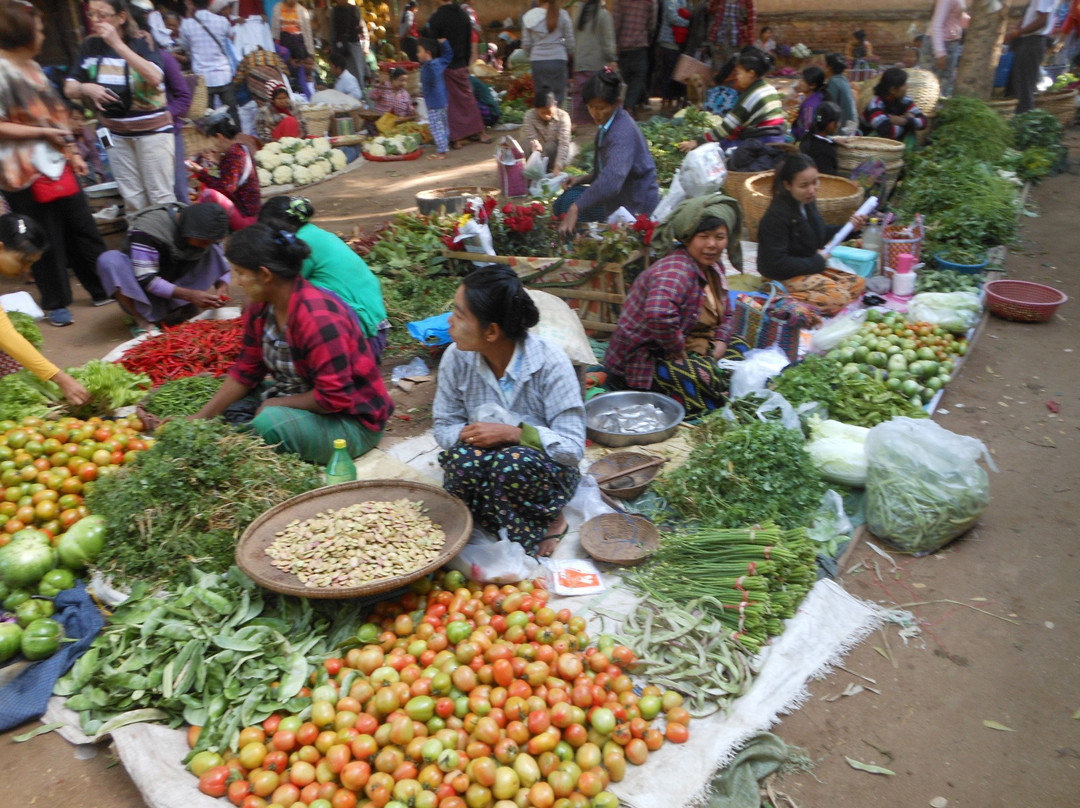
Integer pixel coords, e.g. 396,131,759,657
530,138,542,152
557,203,579,235
711,341,727,360
460,422,522,449
41,128,73,149
564,174,582,189
889,114,910,126
52,371,90,407
678,139,699,153
81,83,121,112
93,19,123,49
849,213,868,231
70,153,89,177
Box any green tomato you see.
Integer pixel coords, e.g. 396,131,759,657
442,569,465,591
867,351,888,368
638,695,662,720
38,567,76,598
900,379,922,398
2,588,31,611
20,617,63,660
852,346,870,363
405,696,435,722
446,620,472,645
0,622,22,662
15,597,53,628
354,622,381,645
589,707,616,735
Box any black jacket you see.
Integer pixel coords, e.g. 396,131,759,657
757,192,840,281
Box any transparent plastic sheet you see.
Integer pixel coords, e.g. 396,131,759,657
720,344,791,400
809,309,868,353
445,528,542,583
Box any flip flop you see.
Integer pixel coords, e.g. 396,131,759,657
129,325,161,339
542,523,569,543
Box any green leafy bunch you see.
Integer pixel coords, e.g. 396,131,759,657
925,95,1014,164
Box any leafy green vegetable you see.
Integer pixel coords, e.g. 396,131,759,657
1010,109,1063,150
915,267,983,295
0,370,58,421
655,415,827,530
925,96,1013,164
7,312,42,347
86,419,322,586
66,360,150,419
770,355,840,412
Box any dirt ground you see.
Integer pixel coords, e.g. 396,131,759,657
1,125,1078,808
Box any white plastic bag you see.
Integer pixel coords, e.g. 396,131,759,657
651,177,687,223
527,290,597,365
806,418,869,486
721,344,791,399
529,172,568,198
523,150,548,181
865,417,996,555
724,389,801,431
810,309,868,353
907,291,981,334
678,141,727,197
447,529,542,583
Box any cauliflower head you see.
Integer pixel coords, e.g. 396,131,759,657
278,137,302,152
291,165,312,185
313,137,332,154
366,142,387,157
329,149,347,170
257,167,273,187
314,158,332,176
262,141,283,155
256,150,281,170
272,164,293,185
295,147,318,166
308,162,329,181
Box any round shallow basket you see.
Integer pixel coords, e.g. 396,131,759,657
1033,88,1078,128
986,96,1018,120
236,480,473,599
743,172,863,241
984,280,1068,323
416,186,500,216
585,391,685,447
579,513,661,566
836,136,905,182
587,452,663,500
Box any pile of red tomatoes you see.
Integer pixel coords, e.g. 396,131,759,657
191,573,692,808
0,416,150,542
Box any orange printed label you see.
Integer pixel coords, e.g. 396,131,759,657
557,568,601,588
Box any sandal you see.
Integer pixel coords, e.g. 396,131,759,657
129,324,161,339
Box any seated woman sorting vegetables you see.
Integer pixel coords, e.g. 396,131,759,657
603,194,744,417
0,214,89,406
677,47,786,152
258,196,391,362
554,68,659,233
193,224,393,465
188,111,261,231
756,153,867,317
96,202,231,337
433,266,585,557
860,67,927,143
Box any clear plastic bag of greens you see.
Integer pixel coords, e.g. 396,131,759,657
865,417,996,555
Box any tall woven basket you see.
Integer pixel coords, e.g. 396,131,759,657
986,97,1018,120
721,170,760,229
298,105,333,137
742,172,864,241
905,68,940,114
836,136,905,184
1033,88,1078,128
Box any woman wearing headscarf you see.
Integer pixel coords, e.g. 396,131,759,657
96,201,231,335
603,193,744,417
255,81,308,141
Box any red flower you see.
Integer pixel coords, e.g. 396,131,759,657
518,217,534,233
442,234,456,248
502,203,515,215
484,196,498,216
531,201,546,214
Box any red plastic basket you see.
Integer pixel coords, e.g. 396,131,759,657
362,148,423,162
984,280,1068,323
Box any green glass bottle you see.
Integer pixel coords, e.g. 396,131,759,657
325,438,356,485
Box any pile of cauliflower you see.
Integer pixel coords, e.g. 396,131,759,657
255,137,350,187
363,133,422,158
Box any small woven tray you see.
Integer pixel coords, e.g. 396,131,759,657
236,480,473,598
362,148,423,162
587,452,662,500
579,513,660,566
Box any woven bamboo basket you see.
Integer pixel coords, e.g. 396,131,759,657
986,97,1018,120
1033,88,1078,128
586,452,664,500
905,68,940,114
743,172,864,242
185,73,208,121
299,105,333,137
721,170,760,219
181,123,215,157
835,136,905,182
579,513,661,566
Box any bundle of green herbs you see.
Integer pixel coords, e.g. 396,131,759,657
7,311,42,346
924,95,1013,164
654,412,827,530
86,419,322,585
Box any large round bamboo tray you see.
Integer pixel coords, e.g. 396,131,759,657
835,136,905,183
743,171,864,242
579,513,661,566
236,480,473,598
986,97,1018,120
1033,88,1078,128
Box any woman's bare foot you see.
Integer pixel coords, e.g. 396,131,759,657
428,152,448,160
451,140,464,150
537,513,568,557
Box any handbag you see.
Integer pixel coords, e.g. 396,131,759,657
732,281,804,362
30,163,80,204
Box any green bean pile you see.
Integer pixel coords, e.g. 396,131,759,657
596,599,758,718
141,375,224,418
627,523,818,652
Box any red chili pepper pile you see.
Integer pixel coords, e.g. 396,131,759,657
119,319,243,385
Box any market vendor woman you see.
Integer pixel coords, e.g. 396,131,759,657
194,224,393,465
603,193,744,417
433,266,585,557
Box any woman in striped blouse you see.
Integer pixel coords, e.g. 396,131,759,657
677,47,786,151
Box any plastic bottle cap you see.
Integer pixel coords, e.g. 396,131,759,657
333,438,347,449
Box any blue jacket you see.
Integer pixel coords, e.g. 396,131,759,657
577,108,660,217
420,41,453,110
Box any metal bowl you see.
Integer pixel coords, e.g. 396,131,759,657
584,391,685,447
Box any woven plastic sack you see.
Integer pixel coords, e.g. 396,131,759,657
865,417,996,555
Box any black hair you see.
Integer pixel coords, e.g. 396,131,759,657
694,216,727,237
810,100,842,135
533,85,557,108
388,67,407,80
853,29,866,42
773,152,817,198
760,26,771,36
89,0,134,38
0,0,42,51
461,266,539,341
258,195,313,233
825,52,846,75
271,85,290,99
0,213,47,255
192,0,211,9
714,56,737,85
206,113,240,139
581,68,622,105
225,223,311,279
801,65,825,93
736,46,773,79
874,66,908,98
577,0,599,31
418,37,439,57
328,52,349,70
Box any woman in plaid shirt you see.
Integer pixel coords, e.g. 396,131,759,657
195,224,392,465
369,67,416,118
